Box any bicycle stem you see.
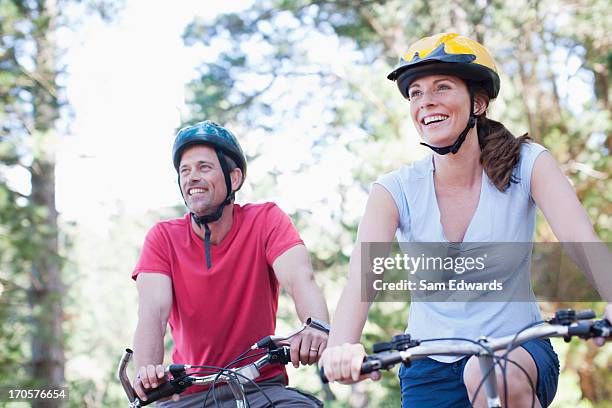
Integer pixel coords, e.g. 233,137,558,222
476,338,502,408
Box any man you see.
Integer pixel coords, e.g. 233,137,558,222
131,120,329,407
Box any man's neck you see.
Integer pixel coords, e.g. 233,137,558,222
191,204,235,244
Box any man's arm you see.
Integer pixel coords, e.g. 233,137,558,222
273,244,330,367
133,273,173,401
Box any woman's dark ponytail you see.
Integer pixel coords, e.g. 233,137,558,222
477,116,531,192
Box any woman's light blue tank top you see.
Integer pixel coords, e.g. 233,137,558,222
375,142,547,362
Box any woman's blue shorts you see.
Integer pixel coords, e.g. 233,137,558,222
398,338,560,407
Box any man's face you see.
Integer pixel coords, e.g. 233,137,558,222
178,145,227,216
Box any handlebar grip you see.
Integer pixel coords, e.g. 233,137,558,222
255,335,276,350
576,310,596,320
567,322,592,339
319,356,380,384
138,380,181,406
360,359,379,374
278,346,292,365
567,320,612,339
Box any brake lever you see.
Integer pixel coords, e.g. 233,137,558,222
592,319,611,338
306,317,331,334
251,325,307,350
251,317,331,350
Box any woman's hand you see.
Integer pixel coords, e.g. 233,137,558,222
319,343,381,383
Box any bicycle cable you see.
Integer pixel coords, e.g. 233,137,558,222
505,320,547,351
223,350,270,367
215,348,283,408
188,360,277,408
494,354,536,408
469,314,608,408
210,368,275,408
185,350,268,407
468,348,537,408
498,319,544,408
224,348,256,369
186,364,244,408
417,336,534,407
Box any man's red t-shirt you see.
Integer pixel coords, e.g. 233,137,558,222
132,203,303,395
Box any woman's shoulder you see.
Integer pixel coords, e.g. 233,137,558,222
519,141,547,159
512,141,548,196
377,154,432,186
516,141,548,174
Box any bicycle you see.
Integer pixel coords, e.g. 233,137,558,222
320,308,611,408
118,318,330,408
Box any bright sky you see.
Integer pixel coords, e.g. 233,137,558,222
50,0,597,231
53,0,385,232
56,0,256,223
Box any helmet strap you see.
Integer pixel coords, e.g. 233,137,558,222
191,214,214,270
185,148,235,269
215,149,235,203
420,90,476,155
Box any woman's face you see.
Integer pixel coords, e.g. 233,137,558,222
408,74,472,147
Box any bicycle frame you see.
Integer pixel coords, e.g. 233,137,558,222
369,325,579,408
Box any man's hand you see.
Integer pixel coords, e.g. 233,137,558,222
282,326,328,368
594,303,612,347
134,364,179,402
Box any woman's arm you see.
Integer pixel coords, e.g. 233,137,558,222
321,183,400,382
531,151,612,325
531,151,599,242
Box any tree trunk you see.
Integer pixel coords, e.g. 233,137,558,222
576,342,599,402
27,0,65,406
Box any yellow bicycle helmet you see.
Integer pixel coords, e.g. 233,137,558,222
387,33,500,100
387,33,500,155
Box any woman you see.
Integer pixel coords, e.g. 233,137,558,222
320,33,611,407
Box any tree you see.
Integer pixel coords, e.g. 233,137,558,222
181,0,610,405
1,1,122,405
1,1,65,402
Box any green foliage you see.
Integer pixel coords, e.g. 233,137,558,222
181,0,611,405
1,1,125,405
1,0,607,405
0,169,37,389
61,204,182,406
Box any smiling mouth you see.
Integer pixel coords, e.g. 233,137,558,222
422,115,449,126
188,188,208,196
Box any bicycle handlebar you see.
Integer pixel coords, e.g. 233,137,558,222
319,310,610,384
138,378,192,407
119,318,328,407
124,346,291,407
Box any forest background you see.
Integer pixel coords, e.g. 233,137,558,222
0,0,610,406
